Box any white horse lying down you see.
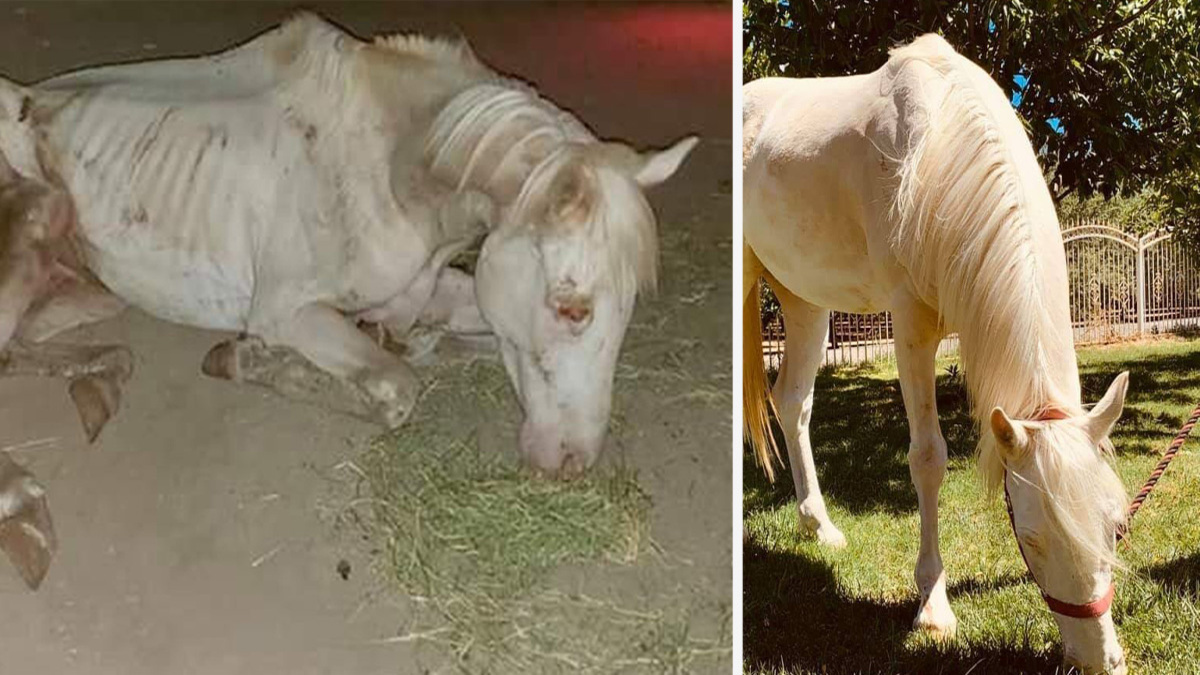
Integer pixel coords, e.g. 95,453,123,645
744,35,1129,674
0,13,695,587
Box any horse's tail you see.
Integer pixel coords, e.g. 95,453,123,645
743,245,781,481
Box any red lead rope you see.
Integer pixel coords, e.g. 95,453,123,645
1119,399,1200,540
1003,400,1200,618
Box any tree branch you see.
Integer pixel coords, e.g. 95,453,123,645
1077,0,1163,44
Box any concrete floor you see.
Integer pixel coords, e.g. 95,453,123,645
0,3,732,674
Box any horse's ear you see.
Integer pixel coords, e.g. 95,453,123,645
990,407,1029,457
633,136,698,187
1083,372,1129,444
599,136,698,188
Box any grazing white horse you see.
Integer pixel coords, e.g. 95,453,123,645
743,35,1129,674
0,13,694,587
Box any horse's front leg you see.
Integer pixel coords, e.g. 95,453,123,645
362,256,494,364
207,303,420,428
893,297,957,638
417,267,490,335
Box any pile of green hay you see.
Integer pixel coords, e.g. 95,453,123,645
355,359,699,672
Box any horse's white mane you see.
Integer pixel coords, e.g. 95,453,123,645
425,84,657,296
885,35,1126,564
371,32,480,68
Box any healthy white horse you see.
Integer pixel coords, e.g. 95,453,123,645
744,35,1129,674
0,13,694,587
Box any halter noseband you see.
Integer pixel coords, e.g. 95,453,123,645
1001,406,1116,620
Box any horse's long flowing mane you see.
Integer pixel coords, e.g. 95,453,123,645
885,35,1126,564
424,83,657,296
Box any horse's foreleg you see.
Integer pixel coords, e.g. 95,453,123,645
0,452,56,589
893,298,956,638
417,268,490,335
768,280,845,547
211,303,420,428
201,335,382,423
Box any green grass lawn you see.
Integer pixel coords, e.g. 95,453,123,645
744,337,1200,675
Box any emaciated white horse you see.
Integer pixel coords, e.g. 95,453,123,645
744,35,1129,674
0,13,694,588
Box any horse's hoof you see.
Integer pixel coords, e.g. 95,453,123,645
798,504,847,548
815,525,848,549
0,460,57,590
68,374,121,443
913,607,958,641
201,340,238,380
374,400,414,430
359,366,420,429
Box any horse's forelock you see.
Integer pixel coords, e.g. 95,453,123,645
1017,423,1128,569
507,149,658,299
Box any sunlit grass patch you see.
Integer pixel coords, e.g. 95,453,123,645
745,338,1200,674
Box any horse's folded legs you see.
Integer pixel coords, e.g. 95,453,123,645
0,454,56,590
203,336,418,428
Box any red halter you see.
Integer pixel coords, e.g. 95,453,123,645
1002,406,1116,619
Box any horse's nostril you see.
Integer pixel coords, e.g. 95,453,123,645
556,303,591,324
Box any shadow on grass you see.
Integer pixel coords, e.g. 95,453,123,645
745,366,977,516
743,540,1055,675
1078,346,1200,457
747,344,1200,517
744,341,1200,674
1145,549,1200,600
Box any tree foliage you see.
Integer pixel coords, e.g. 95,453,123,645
1057,190,1164,235
744,0,1200,233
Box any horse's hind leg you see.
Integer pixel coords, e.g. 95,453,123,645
892,296,956,638
768,279,846,548
0,341,133,442
0,165,132,442
18,280,126,344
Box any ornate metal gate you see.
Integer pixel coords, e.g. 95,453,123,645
1064,221,1200,343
